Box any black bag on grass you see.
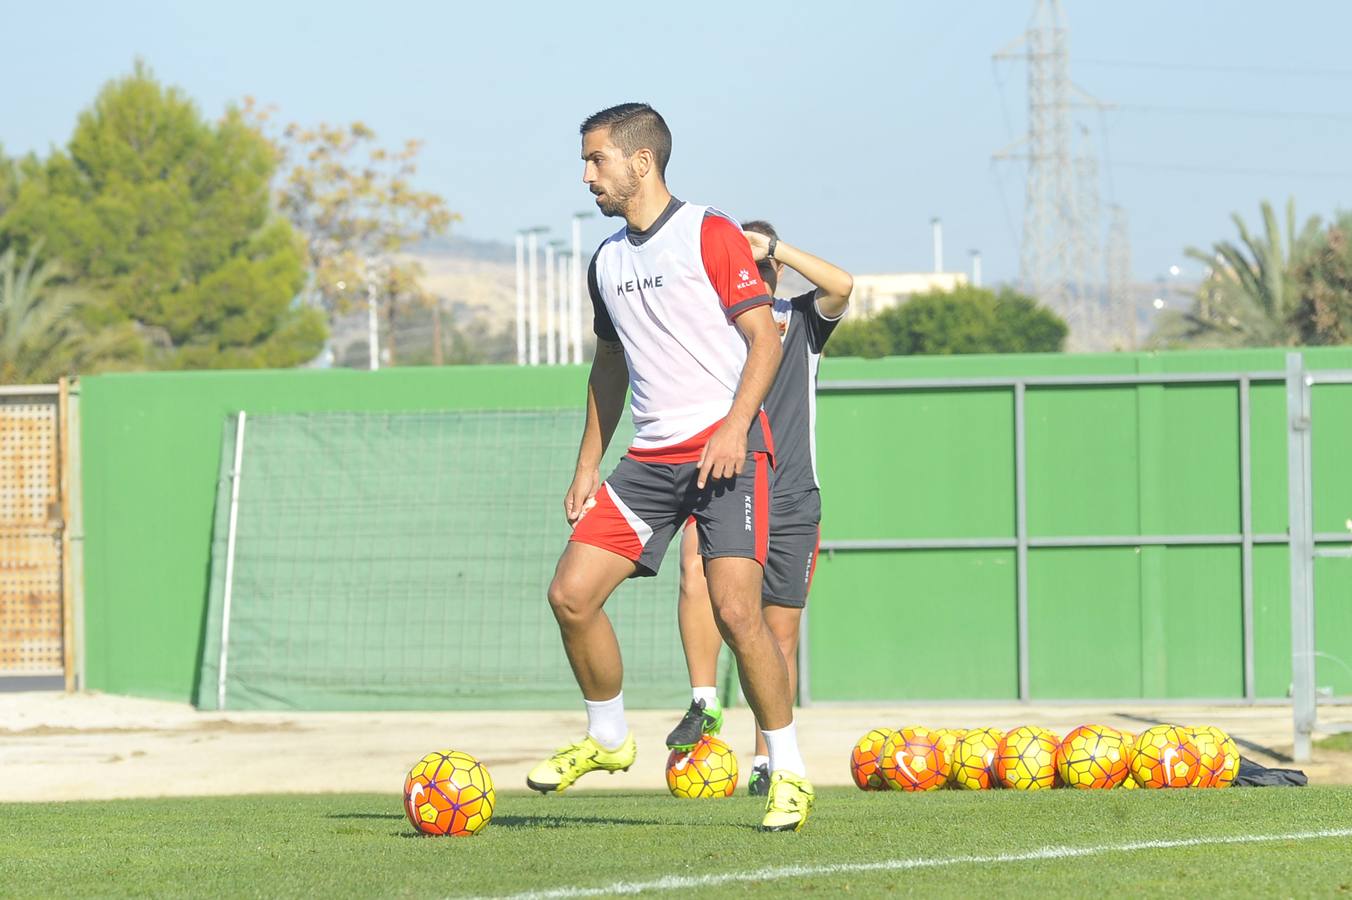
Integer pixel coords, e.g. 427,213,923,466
1232,755,1308,787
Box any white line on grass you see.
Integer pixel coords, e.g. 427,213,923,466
478,827,1352,899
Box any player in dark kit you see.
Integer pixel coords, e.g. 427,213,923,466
525,104,814,831
664,221,851,796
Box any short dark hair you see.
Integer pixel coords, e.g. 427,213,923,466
580,103,672,179
741,220,778,241
743,221,780,293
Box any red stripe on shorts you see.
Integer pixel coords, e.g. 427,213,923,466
568,484,644,562
754,452,770,566
758,408,775,467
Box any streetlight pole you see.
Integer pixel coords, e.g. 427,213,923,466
515,231,526,365
571,212,594,363
365,255,382,371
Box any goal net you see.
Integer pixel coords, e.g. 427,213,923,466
195,409,688,711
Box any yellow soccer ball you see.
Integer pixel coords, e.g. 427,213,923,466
950,728,1003,790
995,726,1060,790
1187,725,1240,788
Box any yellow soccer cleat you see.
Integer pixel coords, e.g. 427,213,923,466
760,771,815,832
525,733,636,794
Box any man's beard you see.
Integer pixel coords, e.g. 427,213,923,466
595,168,640,218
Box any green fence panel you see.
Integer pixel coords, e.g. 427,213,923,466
808,549,1017,701
1027,547,1143,698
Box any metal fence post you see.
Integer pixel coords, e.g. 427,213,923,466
1014,382,1029,701
1286,353,1315,762
1239,375,1255,701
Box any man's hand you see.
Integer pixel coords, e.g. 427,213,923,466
745,230,772,261
565,468,601,526
696,420,748,489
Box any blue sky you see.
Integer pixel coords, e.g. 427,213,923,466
4,1,1351,284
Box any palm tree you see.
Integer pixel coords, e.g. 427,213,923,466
1154,199,1323,348
0,243,143,384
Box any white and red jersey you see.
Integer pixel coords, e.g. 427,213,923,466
589,198,771,452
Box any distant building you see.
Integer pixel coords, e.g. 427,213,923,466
849,272,968,316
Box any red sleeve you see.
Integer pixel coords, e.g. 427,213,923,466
700,212,771,321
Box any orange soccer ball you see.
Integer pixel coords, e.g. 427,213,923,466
880,726,950,792
1057,725,1130,789
995,726,1061,790
1128,725,1200,788
403,750,496,836
850,728,895,791
666,735,739,798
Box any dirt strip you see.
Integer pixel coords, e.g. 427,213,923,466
2,692,1349,802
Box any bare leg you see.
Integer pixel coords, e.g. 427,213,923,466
704,556,792,732
754,605,802,758
677,523,722,689
547,542,637,700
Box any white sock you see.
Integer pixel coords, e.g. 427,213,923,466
584,692,628,750
762,719,806,777
753,754,770,770
692,686,719,708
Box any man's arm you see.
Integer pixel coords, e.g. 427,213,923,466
696,306,781,489
746,232,853,318
566,338,629,524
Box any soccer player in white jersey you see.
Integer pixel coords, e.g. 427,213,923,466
663,221,852,796
525,103,815,831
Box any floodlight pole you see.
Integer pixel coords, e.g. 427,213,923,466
572,212,594,362
544,241,557,365
525,227,548,366
515,232,526,365
555,248,571,364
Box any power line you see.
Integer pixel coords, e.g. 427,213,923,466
1074,58,1352,79
1111,103,1352,124
1112,160,1352,179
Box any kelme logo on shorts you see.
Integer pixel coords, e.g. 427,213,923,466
744,494,753,532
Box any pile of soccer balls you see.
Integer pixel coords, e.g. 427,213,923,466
851,723,1241,791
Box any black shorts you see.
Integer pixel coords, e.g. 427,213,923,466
570,452,771,577
761,489,821,608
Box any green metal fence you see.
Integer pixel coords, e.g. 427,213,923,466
78,347,1352,708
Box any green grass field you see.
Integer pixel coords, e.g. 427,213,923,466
6,787,1352,897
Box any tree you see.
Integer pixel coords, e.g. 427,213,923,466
828,315,893,358
257,107,456,365
1154,198,1322,348
1291,212,1352,345
0,63,326,369
825,285,1066,358
0,243,143,384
